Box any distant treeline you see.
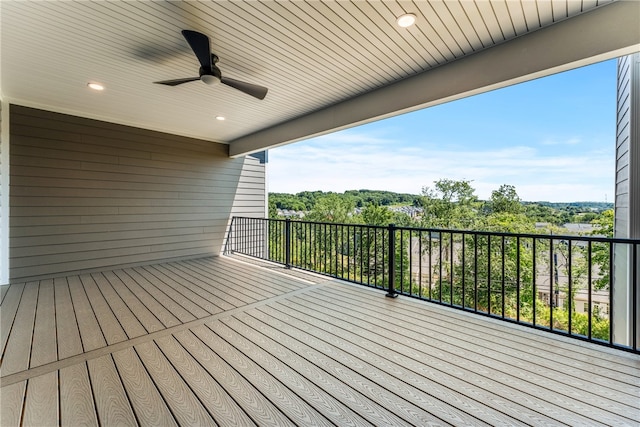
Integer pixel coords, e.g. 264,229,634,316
270,189,613,226
270,190,421,211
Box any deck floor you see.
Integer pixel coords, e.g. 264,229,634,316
1,255,639,426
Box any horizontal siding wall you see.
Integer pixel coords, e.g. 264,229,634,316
9,105,265,281
615,55,631,238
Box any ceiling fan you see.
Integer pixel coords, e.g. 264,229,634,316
154,30,268,100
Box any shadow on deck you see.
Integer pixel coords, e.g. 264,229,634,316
1,255,638,426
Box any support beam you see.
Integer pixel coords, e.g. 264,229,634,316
229,1,640,157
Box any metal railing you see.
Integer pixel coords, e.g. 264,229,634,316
226,216,640,353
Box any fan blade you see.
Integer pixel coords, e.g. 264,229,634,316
181,30,212,69
221,77,268,100
153,77,201,86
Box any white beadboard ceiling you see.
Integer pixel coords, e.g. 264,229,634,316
1,0,638,156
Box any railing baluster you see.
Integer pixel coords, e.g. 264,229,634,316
568,240,573,335
429,231,433,301
386,224,397,298
533,238,537,327
550,239,554,331
588,240,593,340
609,242,614,346
419,230,423,299
474,234,478,312
462,232,466,309
439,232,443,303
501,235,505,318
487,234,491,315
633,243,638,351
285,218,291,269
516,236,521,323
450,232,454,306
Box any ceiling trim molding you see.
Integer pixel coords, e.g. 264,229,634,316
229,1,640,158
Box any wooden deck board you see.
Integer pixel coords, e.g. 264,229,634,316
155,335,257,426
54,277,83,360
250,304,530,426
191,323,333,426
273,294,633,426
1,282,39,376
167,261,258,305
102,270,166,333
181,259,284,300
1,256,638,426
30,279,57,368
0,285,10,305
22,371,58,426
173,329,294,427
68,275,107,352
146,264,230,313
184,259,282,300
134,341,217,426
92,272,148,339
59,363,98,427
112,347,178,426
0,381,26,426
135,266,213,318
122,268,196,325
0,282,25,358
87,355,137,425
308,285,640,405
217,315,434,426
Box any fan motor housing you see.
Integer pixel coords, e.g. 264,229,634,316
199,66,222,85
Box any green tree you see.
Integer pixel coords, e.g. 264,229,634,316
419,179,479,229
306,194,355,223
490,184,523,214
589,209,614,291
360,203,393,226
268,198,277,218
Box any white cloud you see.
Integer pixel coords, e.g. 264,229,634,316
268,130,614,202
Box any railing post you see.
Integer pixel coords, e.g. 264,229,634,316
225,216,234,255
386,223,398,298
285,218,291,269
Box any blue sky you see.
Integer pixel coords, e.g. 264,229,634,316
268,59,617,203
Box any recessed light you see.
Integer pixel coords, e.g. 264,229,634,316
87,82,105,91
215,116,225,121
396,13,416,28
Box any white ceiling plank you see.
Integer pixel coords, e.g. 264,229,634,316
505,1,528,35
255,1,393,85
412,1,464,59
428,0,475,54
474,1,508,43
536,0,555,24
551,0,568,20
351,1,430,70
383,1,447,64
582,0,599,11
229,0,640,156
2,0,634,147
445,1,485,51
318,1,416,78
521,0,543,30
567,0,583,15
491,1,518,39
458,1,494,47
